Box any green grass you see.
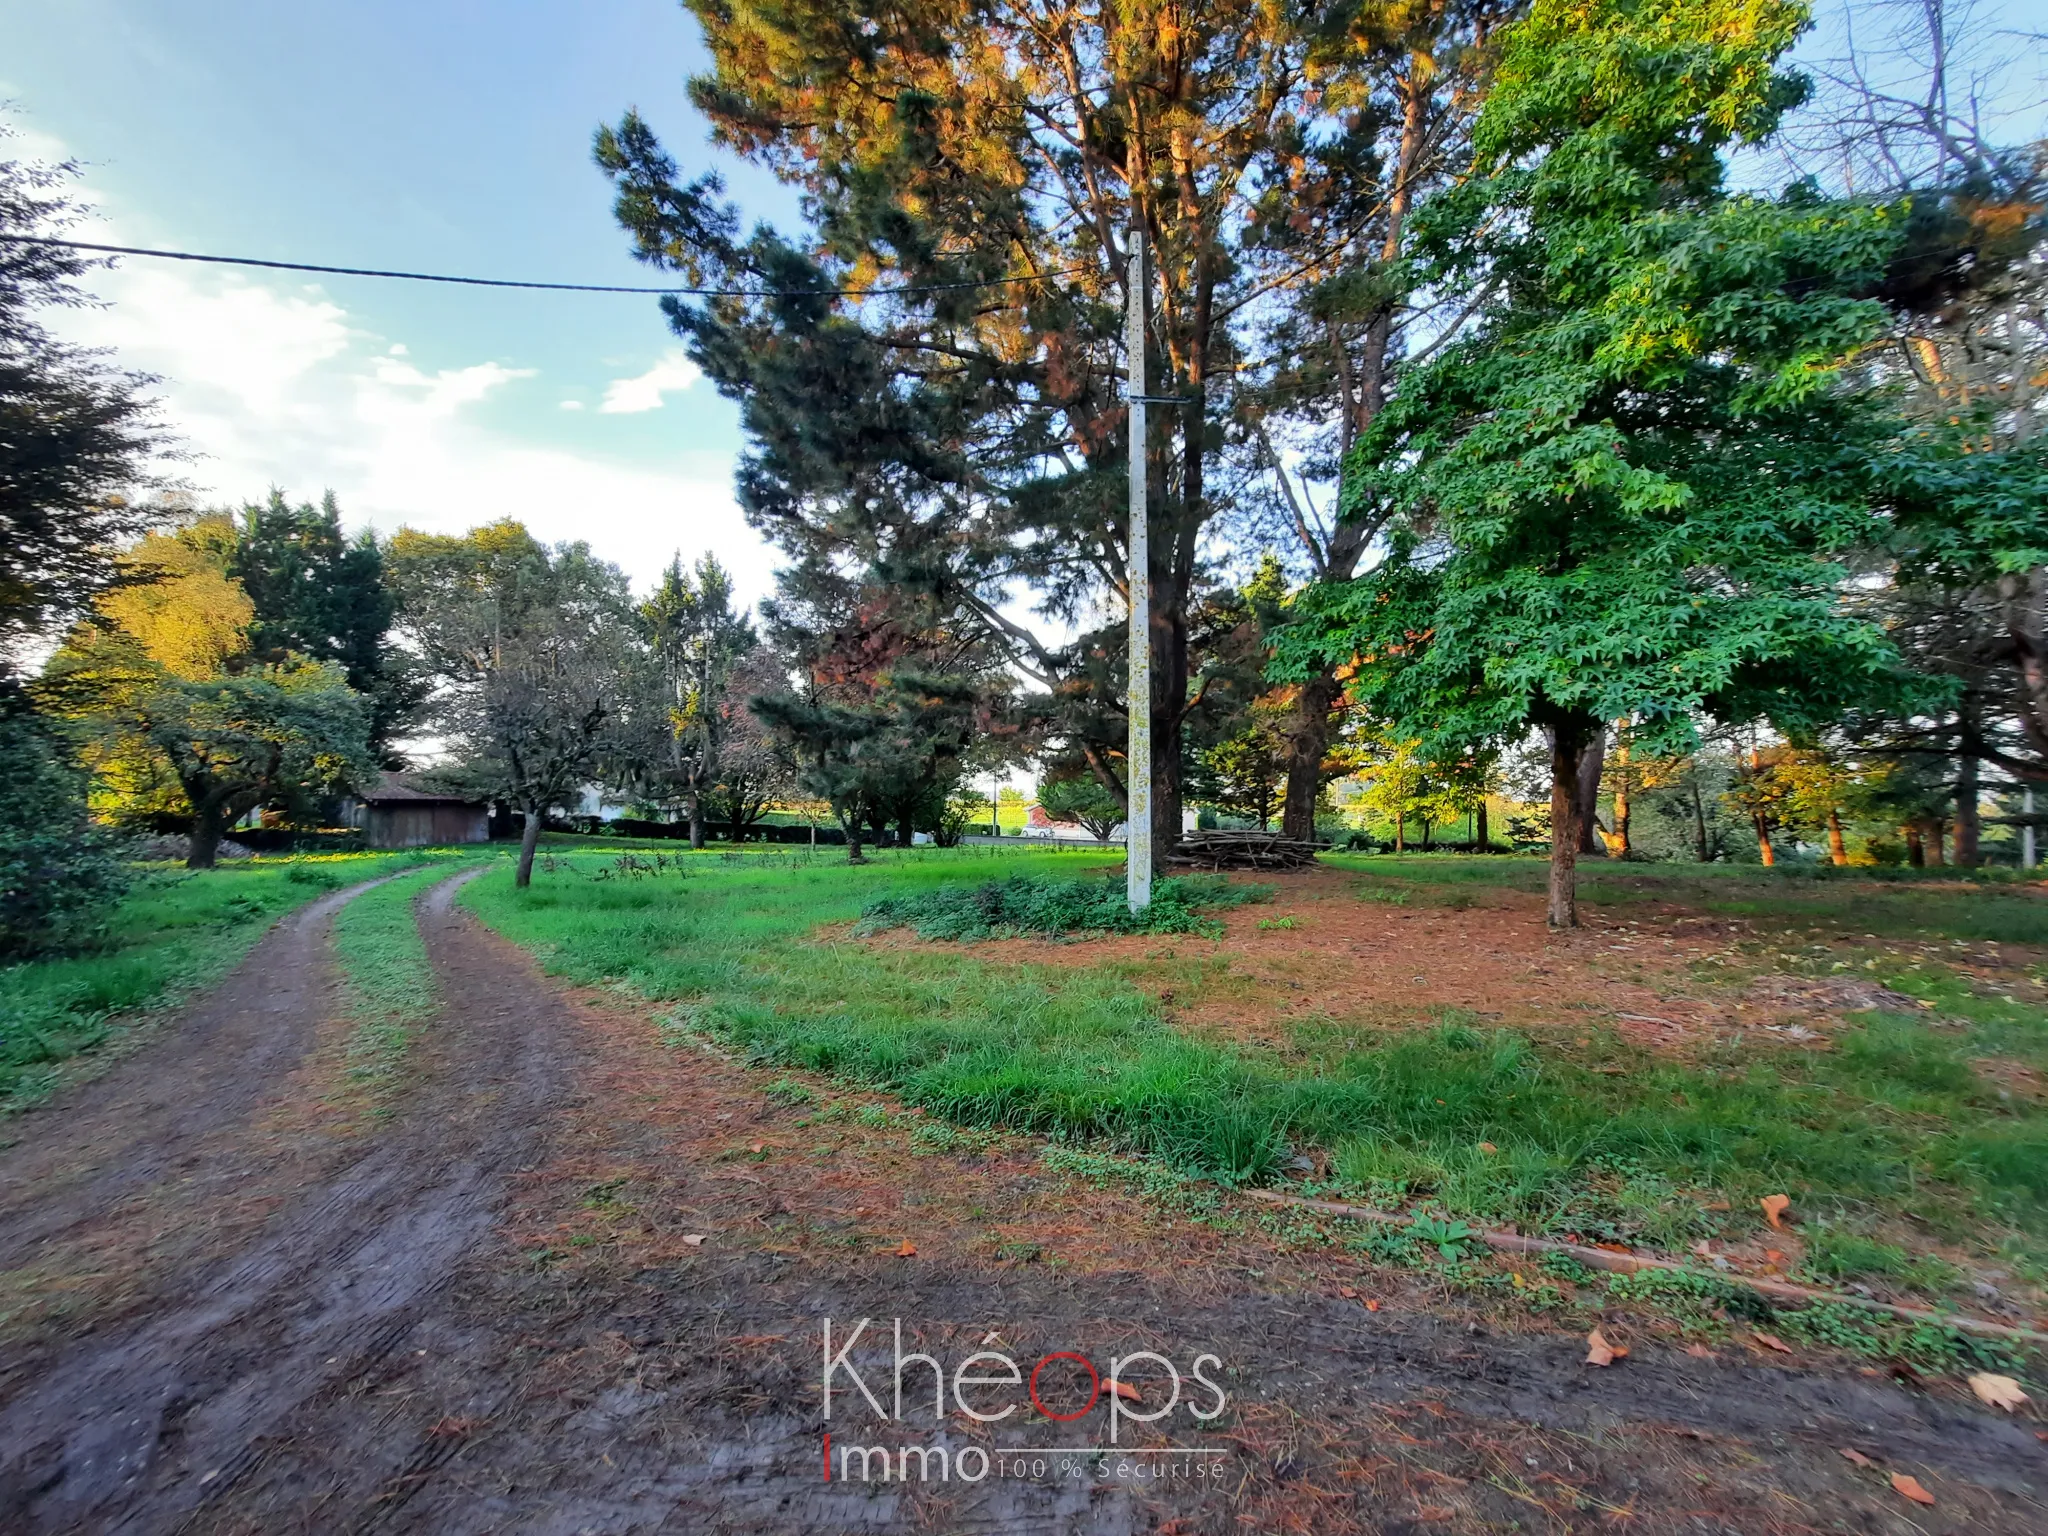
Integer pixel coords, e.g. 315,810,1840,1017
0,850,463,1111
332,863,458,1108
460,848,2048,1275
855,873,1267,940
1327,852,2048,944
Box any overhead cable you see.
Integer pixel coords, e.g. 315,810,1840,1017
0,233,1083,299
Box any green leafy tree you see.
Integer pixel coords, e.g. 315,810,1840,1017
632,554,757,848
50,642,371,869
1192,710,1291,832
230,489,419,762
1279,0,1911,926
390,524,642,886
754,671,981,862
43,518,377,867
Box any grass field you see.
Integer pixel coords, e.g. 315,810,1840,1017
463,847,2048,1298
0,850,473,1111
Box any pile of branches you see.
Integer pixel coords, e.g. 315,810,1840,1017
1165,832,1322,871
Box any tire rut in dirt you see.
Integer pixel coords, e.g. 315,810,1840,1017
0,871,573,1536
0,876,397,1273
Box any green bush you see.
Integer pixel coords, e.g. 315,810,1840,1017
0,688,129,959
855,873,1266,941
0,829,130,960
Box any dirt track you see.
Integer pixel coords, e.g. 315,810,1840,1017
2,871,2043,1534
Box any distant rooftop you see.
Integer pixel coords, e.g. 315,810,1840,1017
358,774,485,805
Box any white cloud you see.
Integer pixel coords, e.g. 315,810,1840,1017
559,399,585,411
52,250,773,601
599,350,702,414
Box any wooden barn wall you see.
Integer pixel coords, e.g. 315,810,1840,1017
367,804,488,849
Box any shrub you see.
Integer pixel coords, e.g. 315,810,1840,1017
0,689,130,959
0,829,129,959
855,874,1267,941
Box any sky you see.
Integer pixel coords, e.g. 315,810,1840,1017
4,1,2042,609
2,0,804,602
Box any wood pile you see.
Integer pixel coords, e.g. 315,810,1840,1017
1164,831,1323,871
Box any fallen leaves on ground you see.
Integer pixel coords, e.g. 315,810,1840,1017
681,1233,706,1247
1890,1472,1936,1506
1685,1343,1715,1360
1839,1448,1877,1469
1760,1194,1791,1230
896,1239,917,1257
1969,1373,2031,1412
1585,1328,1627,1367
1108,1380,1142,1403
1752,1331,1793,1354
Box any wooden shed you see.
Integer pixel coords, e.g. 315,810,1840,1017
358,777,491,849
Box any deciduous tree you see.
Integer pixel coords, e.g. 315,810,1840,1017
1279,0,1911,926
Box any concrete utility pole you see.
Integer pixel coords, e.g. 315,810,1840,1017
1125,228,1153,912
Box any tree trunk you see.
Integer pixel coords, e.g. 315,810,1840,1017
515,810,543,888
1827,807,1849,866
1605,726,1631,857
1754,816,1776,866
899,811,915,851
1279,671,1343,842
1476,800,1489,850
1905,824,1925,866
1575,731,1606,855
1394,810,1405,854
187,801,229,870
1548,716,1597,928
1691,782,1710,863
1421,820,1433,852
688,791,706,851
1954,753,1981,867
1929,821,1947,866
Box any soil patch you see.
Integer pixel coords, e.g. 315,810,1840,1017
870,866,1743,1051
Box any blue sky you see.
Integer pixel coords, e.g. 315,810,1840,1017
4,1,2041,605
3,0,803,599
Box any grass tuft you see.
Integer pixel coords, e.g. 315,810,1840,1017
855,873,1267,941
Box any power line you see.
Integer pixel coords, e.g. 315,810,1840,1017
0,233,1083,299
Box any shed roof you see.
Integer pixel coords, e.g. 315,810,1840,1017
359,774,486,806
